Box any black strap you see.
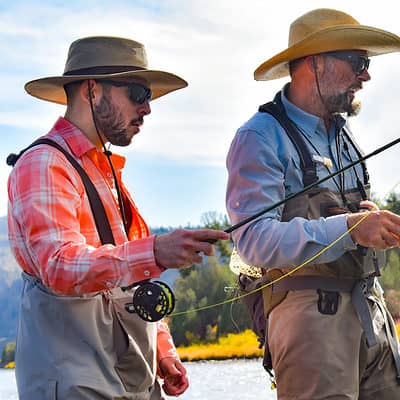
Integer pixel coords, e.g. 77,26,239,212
7,138,115,245
259,92,319,187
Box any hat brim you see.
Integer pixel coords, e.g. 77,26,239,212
25,69,188,105
254,24,400,81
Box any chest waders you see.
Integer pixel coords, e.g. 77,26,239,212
8,139,162,399
238,92,400,384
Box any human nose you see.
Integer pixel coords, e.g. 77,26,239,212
358,68,371,82
138,100,151,116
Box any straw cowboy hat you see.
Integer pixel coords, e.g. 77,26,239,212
25,36,188,105
254,8,400,81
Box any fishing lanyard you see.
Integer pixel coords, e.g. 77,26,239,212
342,138,368,200
287,113,366,211
334,122,353,208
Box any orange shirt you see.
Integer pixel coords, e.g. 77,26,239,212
7,117,177,360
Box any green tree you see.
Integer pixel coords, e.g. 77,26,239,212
379,191,400,318
384,191,400,215
169,212,252,345
170,258,252,345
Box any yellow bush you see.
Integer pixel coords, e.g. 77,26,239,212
397,322,400,339
4,361,15,369
177,329,263,361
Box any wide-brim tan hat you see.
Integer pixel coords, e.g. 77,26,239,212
25,36,188,105
254,8,400,81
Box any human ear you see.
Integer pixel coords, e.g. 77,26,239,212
81,79,98,104
303,55,320,73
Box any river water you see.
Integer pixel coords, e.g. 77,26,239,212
0,359,277,399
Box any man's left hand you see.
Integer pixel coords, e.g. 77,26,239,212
159,357,189,396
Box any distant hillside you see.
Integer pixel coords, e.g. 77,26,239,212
0,216,21,353
0,218,179,353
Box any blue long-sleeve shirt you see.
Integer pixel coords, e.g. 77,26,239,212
226,86,365,269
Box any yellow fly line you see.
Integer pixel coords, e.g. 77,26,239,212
170,212,372,317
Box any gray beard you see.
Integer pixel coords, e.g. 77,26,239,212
325,92,361,117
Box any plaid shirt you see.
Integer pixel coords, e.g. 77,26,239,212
8,117,177,360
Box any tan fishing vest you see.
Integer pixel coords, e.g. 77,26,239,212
279,185,385,279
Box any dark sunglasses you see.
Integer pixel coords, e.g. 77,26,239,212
325,51,370,75
99,80,152,104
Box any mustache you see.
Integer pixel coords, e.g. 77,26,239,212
349,83,363,91
130,116,144,125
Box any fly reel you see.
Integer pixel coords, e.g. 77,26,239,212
125,280,175,322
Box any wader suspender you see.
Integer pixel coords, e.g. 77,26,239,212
7,138,116,246
259,93,319,187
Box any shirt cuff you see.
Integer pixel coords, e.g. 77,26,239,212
325,214,357,251
125,235,163,281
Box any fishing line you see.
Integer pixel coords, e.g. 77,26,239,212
169,140,400,318
169,212,371,317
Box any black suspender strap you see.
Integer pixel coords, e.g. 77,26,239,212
258,92,319,187
7,138,116,246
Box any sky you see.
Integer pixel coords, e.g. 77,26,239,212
1,0,400,228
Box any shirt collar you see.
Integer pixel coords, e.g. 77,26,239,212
280,84,346,139
49,117,126,168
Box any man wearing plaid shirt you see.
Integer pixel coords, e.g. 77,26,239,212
7,36,229,400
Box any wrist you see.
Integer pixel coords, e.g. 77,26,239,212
153,235,166,271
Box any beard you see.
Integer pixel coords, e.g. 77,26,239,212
324,87,362,117
93,90,133,147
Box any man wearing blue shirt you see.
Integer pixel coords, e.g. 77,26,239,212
226,8,400,399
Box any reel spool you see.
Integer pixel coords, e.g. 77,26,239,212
125,280,175,322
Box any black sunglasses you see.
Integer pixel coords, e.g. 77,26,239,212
99,80,152,104
325,51,370,75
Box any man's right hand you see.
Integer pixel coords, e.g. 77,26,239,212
154,229,230,269
347,209,400,250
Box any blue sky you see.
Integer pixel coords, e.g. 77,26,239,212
1,0,400,227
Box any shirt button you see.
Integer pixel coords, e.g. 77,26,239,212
143,270,150,277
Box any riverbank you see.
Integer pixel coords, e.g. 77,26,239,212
1,324,400,367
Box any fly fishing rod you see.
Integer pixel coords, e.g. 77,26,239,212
224,135,400,234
